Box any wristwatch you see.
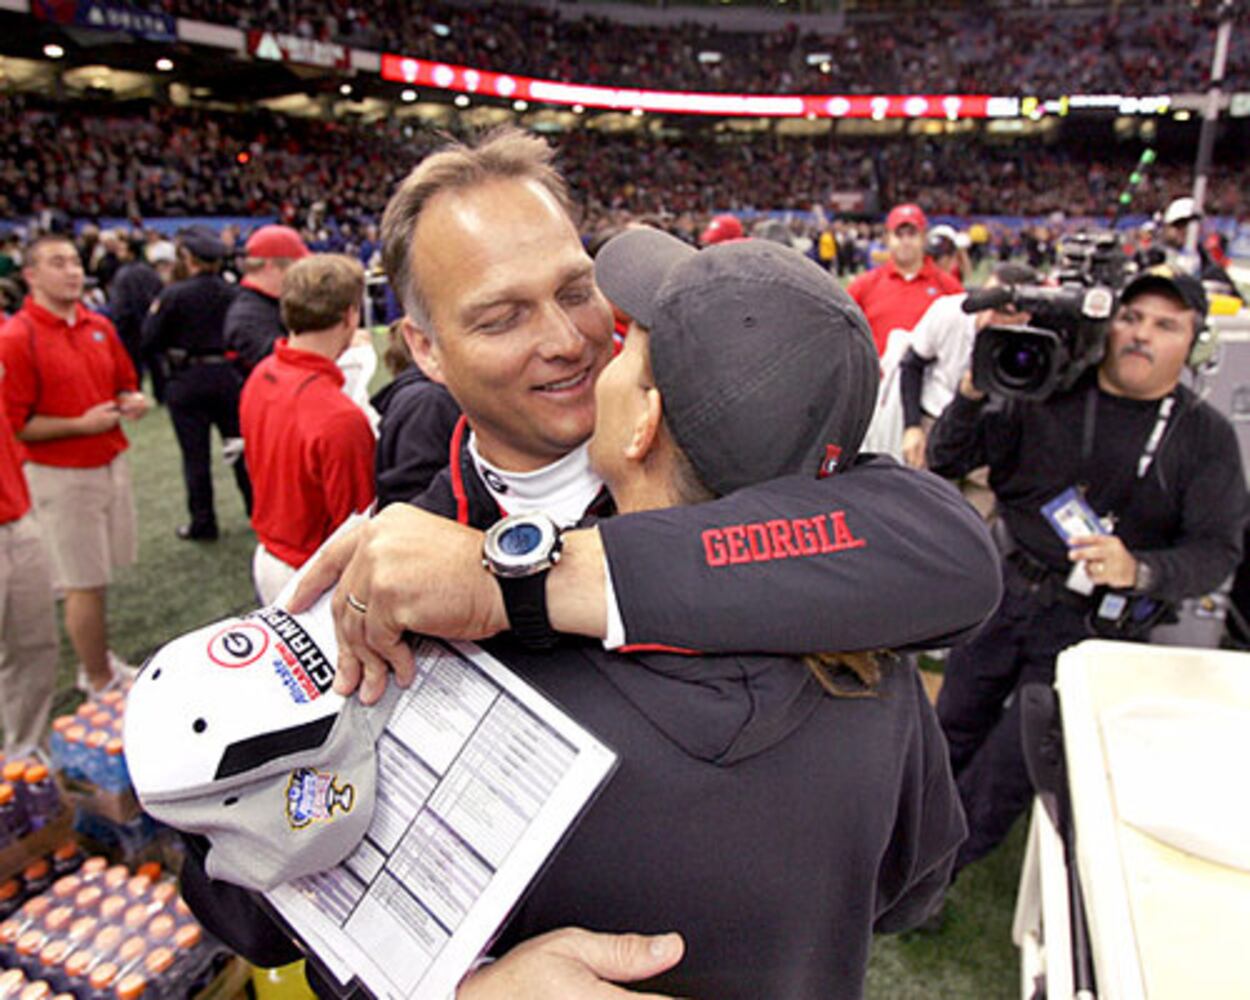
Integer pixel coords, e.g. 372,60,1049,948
482,513,564,648
1133,558,1155,594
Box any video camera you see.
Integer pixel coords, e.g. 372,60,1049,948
963,232,1124,401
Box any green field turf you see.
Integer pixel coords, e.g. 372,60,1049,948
45,355,1023,997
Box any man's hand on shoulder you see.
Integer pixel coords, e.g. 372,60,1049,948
457,928,685,1000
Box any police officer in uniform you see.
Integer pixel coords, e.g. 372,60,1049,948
142,226,252,540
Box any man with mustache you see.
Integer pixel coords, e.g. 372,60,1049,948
926,268,1247,873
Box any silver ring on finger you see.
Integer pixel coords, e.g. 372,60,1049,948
346,592,368,614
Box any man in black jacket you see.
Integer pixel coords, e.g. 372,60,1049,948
224,225,310,376
926,269,1247,871
142,226,252,541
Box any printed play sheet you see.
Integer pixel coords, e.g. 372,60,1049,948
264,636,618,1000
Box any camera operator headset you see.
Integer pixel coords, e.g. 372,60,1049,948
924,263,1247,874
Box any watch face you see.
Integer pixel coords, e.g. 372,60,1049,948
484,513,562,578
498,522,543,557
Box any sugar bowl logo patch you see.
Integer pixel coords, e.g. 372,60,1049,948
286,767,355,829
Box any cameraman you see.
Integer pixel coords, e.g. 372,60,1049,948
927,269,1247,872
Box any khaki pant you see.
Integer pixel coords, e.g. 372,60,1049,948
25,457,137,590
0,513,58,753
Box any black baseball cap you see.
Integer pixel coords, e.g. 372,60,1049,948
594,228,878,496
1120,267,1208,325
177,224,227,262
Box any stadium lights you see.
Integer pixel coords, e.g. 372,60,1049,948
513,99,528,111
631,107,644,117
572,104,584,114
401,89,417,102
454,94,470,108
379,53,1173,122
339,83,352,96
432,23,451,37
1174,110,1192,121
155,58,174,72
43,44,64,59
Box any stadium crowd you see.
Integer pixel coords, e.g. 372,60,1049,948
162,0,1247,95
4,95,1247,237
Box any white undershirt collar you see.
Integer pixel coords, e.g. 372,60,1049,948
467,434,604,528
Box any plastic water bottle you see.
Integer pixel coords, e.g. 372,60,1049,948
0,969,25,1000
3,762,30,815
85,964,119,1000
73,887,104,918
17,982,51,1000
21,861,51,899
48,719,75,773
98,743,130,794
50,844,83,879
77,857,108,884
0,880,23,921
36,939,70,994
102,867,130,894
83,732,110,788
15,928,48,978
61,728,88,783
97,897,126,927
0,785,30,843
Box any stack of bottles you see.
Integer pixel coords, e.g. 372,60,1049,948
49,691,130,795
0,759,65,848
0,845,86,920
0,860,226,1000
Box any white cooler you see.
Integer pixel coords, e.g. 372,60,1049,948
1014,639,1250,999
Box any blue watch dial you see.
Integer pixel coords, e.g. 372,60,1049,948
499,522,543,556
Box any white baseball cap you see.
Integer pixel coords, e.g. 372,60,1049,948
1164,197,1198,226
125,595,399,891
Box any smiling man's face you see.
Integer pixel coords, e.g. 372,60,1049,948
403,177,614,472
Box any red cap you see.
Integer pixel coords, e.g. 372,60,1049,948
885,203,927,233
244,225,310,260
699,214,744,246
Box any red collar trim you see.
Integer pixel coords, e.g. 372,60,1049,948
448,414,470,525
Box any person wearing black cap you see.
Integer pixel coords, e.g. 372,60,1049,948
142,225,252,541
473,229,965,1000
927,267,1248,873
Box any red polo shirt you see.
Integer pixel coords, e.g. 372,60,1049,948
0,298,137,468
241,340,376,568
0,398,30,525
847,258,963,356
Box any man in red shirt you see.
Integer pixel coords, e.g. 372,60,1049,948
241,254,375,605
847,204,963,356
0,387,57,753
0,234,149,693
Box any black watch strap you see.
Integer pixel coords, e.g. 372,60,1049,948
498,570,559,649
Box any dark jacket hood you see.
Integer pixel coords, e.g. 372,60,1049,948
370,364,429,416
588,647,823,765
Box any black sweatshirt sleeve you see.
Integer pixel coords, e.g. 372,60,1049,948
898,349,931,430
600,460,1002,653
1135,406,1248,603
872,668,966,933
925,391,1002,479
